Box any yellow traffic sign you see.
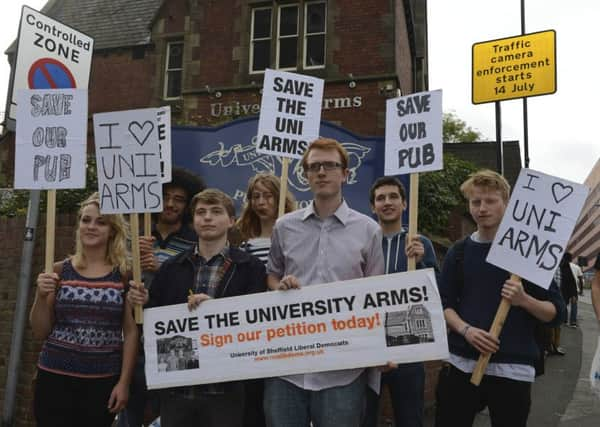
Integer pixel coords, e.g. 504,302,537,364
472,30,556,104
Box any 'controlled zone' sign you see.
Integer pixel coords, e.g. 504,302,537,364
472,30,556,104
9,6,94,120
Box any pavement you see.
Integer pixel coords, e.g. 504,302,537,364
423,289,600,427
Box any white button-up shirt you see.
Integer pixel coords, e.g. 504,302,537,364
267,200,384,390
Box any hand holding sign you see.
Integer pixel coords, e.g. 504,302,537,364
471,169,589,385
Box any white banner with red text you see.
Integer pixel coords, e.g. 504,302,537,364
143,269,448,390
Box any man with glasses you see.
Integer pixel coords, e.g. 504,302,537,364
265,137,384,427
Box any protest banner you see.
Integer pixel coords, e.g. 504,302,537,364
93,108,164,323
157,106,172,184
9,6,94,121
487,168,589,288
14,89,87,190
256,69,324,216
471,168,588,385
93,108,163,215
384,89,443,270
384,90,443,176
142,269,448,390
14,88,88,275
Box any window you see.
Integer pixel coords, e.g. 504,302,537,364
164,41,184,99
304,1,326,68
250,1,326,74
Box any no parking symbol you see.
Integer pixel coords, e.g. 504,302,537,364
28,58,76,89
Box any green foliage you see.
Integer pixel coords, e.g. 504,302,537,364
443,111,483,143
419,153,478,235
0,157,98,217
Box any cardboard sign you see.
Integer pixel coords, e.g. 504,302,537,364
14,88,87,189
384,90,443,176
256,69,324,159
156,106,172,183
93,108,163,214
9,6,94,121
487,168,589,289
143,269,448,390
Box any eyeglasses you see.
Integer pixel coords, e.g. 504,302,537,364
304,161,343,173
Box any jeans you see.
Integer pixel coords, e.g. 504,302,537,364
160,383,244,427
568,298,578,325
435,364,531,427
363,363,425,427
264,374,366,427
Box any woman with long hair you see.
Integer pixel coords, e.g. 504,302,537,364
236,173,295,264
30,192,138,427
236,174,294,427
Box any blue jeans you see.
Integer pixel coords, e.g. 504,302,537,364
264,374,366,427
363,363,424,427
569,298,578,325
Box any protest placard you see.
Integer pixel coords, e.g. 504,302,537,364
384,89,443,176
157,106,172,183
143,269,448,390
487,168,589,288
256,69,324,159
93,108,163,214
14,88,87,189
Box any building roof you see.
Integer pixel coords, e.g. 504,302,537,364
5,0,164,54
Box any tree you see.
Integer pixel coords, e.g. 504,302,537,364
443,111,483,143
419,153,478,236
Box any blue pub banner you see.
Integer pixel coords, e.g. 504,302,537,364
172,116,408,221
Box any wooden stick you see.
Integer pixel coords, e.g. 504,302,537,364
470,273,520,385
130,213,143,324
407,173,419,271
144,212,152,237
44,190,56,274
278,157,290,218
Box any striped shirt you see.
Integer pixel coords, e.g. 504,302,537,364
38,259,125,378
242,237,271,265
152,224,197,267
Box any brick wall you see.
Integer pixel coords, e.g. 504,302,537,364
0,214,77,427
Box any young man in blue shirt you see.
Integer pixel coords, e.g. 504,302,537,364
435,170,564,427
363,176,438,427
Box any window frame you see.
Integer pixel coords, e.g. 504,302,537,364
163,40,184,100
276,3,299,71
303,0,327,70
249,1,327,74
249,6,273,75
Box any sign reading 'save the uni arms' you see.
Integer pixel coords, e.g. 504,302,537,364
472,30,556,104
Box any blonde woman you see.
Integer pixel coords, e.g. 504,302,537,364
30,193,138,427
236,173,295,264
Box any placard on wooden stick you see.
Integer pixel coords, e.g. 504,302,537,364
93,108,164,323
15,88,88,273
385,90,443,270
256,69,324,213
471,169,588,385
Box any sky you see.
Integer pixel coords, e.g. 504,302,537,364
428,0,600,185
0,0,598,185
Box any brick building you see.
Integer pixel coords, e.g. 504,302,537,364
1,0,430,425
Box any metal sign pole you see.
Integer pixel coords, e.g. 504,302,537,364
1,190,40,427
